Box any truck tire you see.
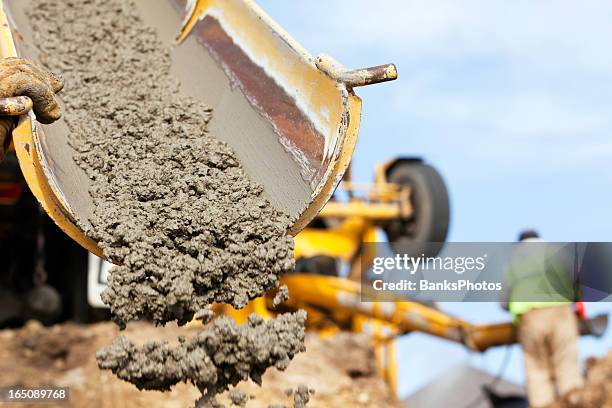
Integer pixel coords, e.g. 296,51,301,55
294,255,339,277
382,160,450,258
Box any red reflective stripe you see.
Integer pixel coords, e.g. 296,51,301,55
575,301,586,319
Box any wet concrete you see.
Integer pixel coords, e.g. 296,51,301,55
26,0,295,328
228,388,249,407
284,385,315,408
272,285,290,309
24,1,310,405
96,312,307,404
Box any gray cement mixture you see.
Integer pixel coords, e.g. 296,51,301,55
26,0,308,405
27,0,294,328
228,388,249,407
96,312,306,404
284,385,315,408
272,285,290,309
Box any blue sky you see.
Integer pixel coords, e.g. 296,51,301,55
258,0,612,399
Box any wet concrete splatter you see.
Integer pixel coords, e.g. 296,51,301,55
272,285,290,309
228,388,248,407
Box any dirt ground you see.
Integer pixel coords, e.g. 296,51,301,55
548,351,612,408
0,321,401,408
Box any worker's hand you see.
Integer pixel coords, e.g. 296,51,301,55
0,57,64,159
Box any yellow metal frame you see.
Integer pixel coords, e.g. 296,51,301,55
222,273,521,399
319,201,401,220
0,0,372,255
12,117,101,254
177,0,367,235
0,2,102,255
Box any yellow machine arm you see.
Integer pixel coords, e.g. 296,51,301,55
219,274,605,398
276,274,608,352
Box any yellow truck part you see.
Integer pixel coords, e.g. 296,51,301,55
0,0,396,256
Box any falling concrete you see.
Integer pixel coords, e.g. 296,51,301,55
96,312,307,403
272,285,290,309
228,388,249,407
27,0,295,328
25,0,309,405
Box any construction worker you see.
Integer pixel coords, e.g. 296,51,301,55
502,230,583,407
0,57,63,160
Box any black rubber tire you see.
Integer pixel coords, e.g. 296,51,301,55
382,161,450,258
294,255,339,277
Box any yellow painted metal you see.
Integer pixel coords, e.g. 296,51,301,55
177,0,210,43
375,159,394,184
0,3,102,255
385,339,398,398
219,272,519,398
0,2,16,57
1,0,384,255
175,0,367,234
277,274,521,352
319,201,401,220
15,122,99,252
282,275,451,339
220,272,519,399
223,297,273,324
12,117,101,255
292,95,362,234
294,217,366,261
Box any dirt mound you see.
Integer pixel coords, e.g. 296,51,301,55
578,352,612,408
546,351,612,408
0,322,400,408
215,332,403,408
13,320,87,367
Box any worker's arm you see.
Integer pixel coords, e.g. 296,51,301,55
0,57,64,159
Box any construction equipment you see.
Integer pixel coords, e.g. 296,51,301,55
222,268,608,398
218,159,607,398
295,157,450,279
0,0,397,324
86,153,606,397
0,1,606,400
0,0,397,257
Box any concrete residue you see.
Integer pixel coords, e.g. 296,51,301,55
194,308,215,325
292,385,314,408
283,385,315,408
27,0,295,328
272,285,290,308
228,388,248,407
96,312,307,402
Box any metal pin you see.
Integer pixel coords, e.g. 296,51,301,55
315,53,398,88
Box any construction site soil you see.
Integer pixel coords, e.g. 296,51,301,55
0,321,402,408
547,352,612,408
